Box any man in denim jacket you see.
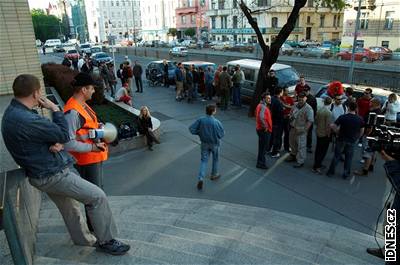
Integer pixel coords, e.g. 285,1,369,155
1,74,129,255
189,104,225,190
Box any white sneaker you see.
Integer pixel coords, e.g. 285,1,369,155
271,153,280,158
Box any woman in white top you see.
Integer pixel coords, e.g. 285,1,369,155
115,83,132,106
382,93,400,125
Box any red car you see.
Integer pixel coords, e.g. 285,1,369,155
65,49,80,60
336,48,379,62
369,46,393,60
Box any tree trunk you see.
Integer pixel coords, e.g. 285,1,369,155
240,0,307,117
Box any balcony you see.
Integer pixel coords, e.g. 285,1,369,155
176,6,198,15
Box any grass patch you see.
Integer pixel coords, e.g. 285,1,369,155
92,103,138,129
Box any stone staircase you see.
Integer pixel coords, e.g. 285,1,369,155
34,196,383,265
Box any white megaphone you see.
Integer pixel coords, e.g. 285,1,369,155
88,122,118,143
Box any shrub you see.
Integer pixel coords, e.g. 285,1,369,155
41,63,105,105
395,48,400,52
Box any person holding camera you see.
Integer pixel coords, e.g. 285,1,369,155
64,73,108,231
327,101,364,179
2,74,130,255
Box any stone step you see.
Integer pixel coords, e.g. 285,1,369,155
35,196,383,265
34,256,92,265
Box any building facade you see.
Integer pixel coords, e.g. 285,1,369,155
176,0,209,40
140,0,177,42
1,0,43,95
70,0,89,42
341,0,399,50
207,0,343,44
85,0,141,43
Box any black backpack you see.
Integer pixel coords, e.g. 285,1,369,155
118,122,137,140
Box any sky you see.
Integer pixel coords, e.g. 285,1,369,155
28,0,55,10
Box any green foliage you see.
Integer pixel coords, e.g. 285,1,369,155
313,0,347,10
184,28,196,38
92,103,138,129
168,28,178,37
31,9,64,42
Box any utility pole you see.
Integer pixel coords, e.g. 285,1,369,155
131,0,136,44
348,0,362,84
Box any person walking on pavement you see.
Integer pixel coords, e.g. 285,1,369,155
107,63,117,97
132,60,143,93
304,87,317,153
162,59,169,87
281,87,294,152
218,66,232,110
175,62,184,101
255,92,273,169
312,97,333,174
2,74,130,255
189,104,225,190
270,88,284,158
231,66,242,107
63,73,109,231
285,92,314,168
326,101,365,179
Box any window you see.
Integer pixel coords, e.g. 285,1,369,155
218,0,225,9
233,16,238,28
337,14,341,27
307,16,311,24
242,68,255,81
333,15,337,27
191,15,195,24
124,21,127,27
122,1,124,6
111,12,115,17
271,17,278,28
116,1,119,6
181,15,186,24
360,12,368,29
211,0,216,9
384,11,394,29
111,1,114,6
105,22,108,28
123,10,126,16
382,41,389,48
258,0,269,6
118,21,121,27
307,0,313,7
319,15,325,27
233,0,237,8
211,17,216,29
220,16,227,28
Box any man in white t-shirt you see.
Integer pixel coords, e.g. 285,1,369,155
78,57,85,72
115,83,132,106
331,94,347,122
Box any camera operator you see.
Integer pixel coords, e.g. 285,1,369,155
366,150,400,263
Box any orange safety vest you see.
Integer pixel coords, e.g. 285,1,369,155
64,97,108,165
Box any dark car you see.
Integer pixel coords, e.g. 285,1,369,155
285,40,306,48
226,43,255,53
145,60,177,84
90,52,113,66
369,46,393,60
53,45,65,53
294,47,331,58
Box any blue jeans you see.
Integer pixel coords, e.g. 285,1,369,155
232,83,241,106
257,130,271,167
328,140,355,178
198,143,219,181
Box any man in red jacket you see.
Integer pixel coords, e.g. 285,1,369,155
357,88,373,118
255,92,273,169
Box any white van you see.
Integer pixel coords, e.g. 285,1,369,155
227,59,300,98
44,39,62,47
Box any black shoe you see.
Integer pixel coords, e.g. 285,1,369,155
285,155,296,162
148,146,153,151
368,165,374,172
135,90,139,92
342,174,349,179
96,239,130,255
256,164,268,169
210,174,221,181
354,169,368,176
197,180,203,190
326,171,334,177
293,163,304,168
366,248,384,259
307,148,312,153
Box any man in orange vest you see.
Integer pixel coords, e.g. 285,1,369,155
64,73,108,230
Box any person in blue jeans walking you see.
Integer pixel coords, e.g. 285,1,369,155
189,104,225,190
327,101,365,179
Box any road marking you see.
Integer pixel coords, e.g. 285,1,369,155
217,168,247,192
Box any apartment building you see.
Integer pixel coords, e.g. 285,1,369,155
176,0,209,40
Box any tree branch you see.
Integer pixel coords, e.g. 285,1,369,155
239,0,268,52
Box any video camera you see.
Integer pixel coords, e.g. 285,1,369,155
366,113,400,157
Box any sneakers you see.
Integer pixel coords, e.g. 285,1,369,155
210,174,221,181
96,239,130,255
354,169,368,176
270,153,280,158
197,180,203,190
293,163,304,168
312,168,322,174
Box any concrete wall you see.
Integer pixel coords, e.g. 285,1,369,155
0,0,44,96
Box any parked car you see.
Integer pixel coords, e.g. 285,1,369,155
315,83,393,109
227,59,300,98
145,60,177,84
210,42,227,51
280,43,294,55
294,47,331,58
226,43,255,53
90,46,102,54
182,61,216,72
64,49,79,60
90,52,113,66
44,39,61,47
369,46,393,60
285,40,305,48
53,45,65,53
299,40,320,47
77,43,92,55
169,46,188,57
336,48,380,62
